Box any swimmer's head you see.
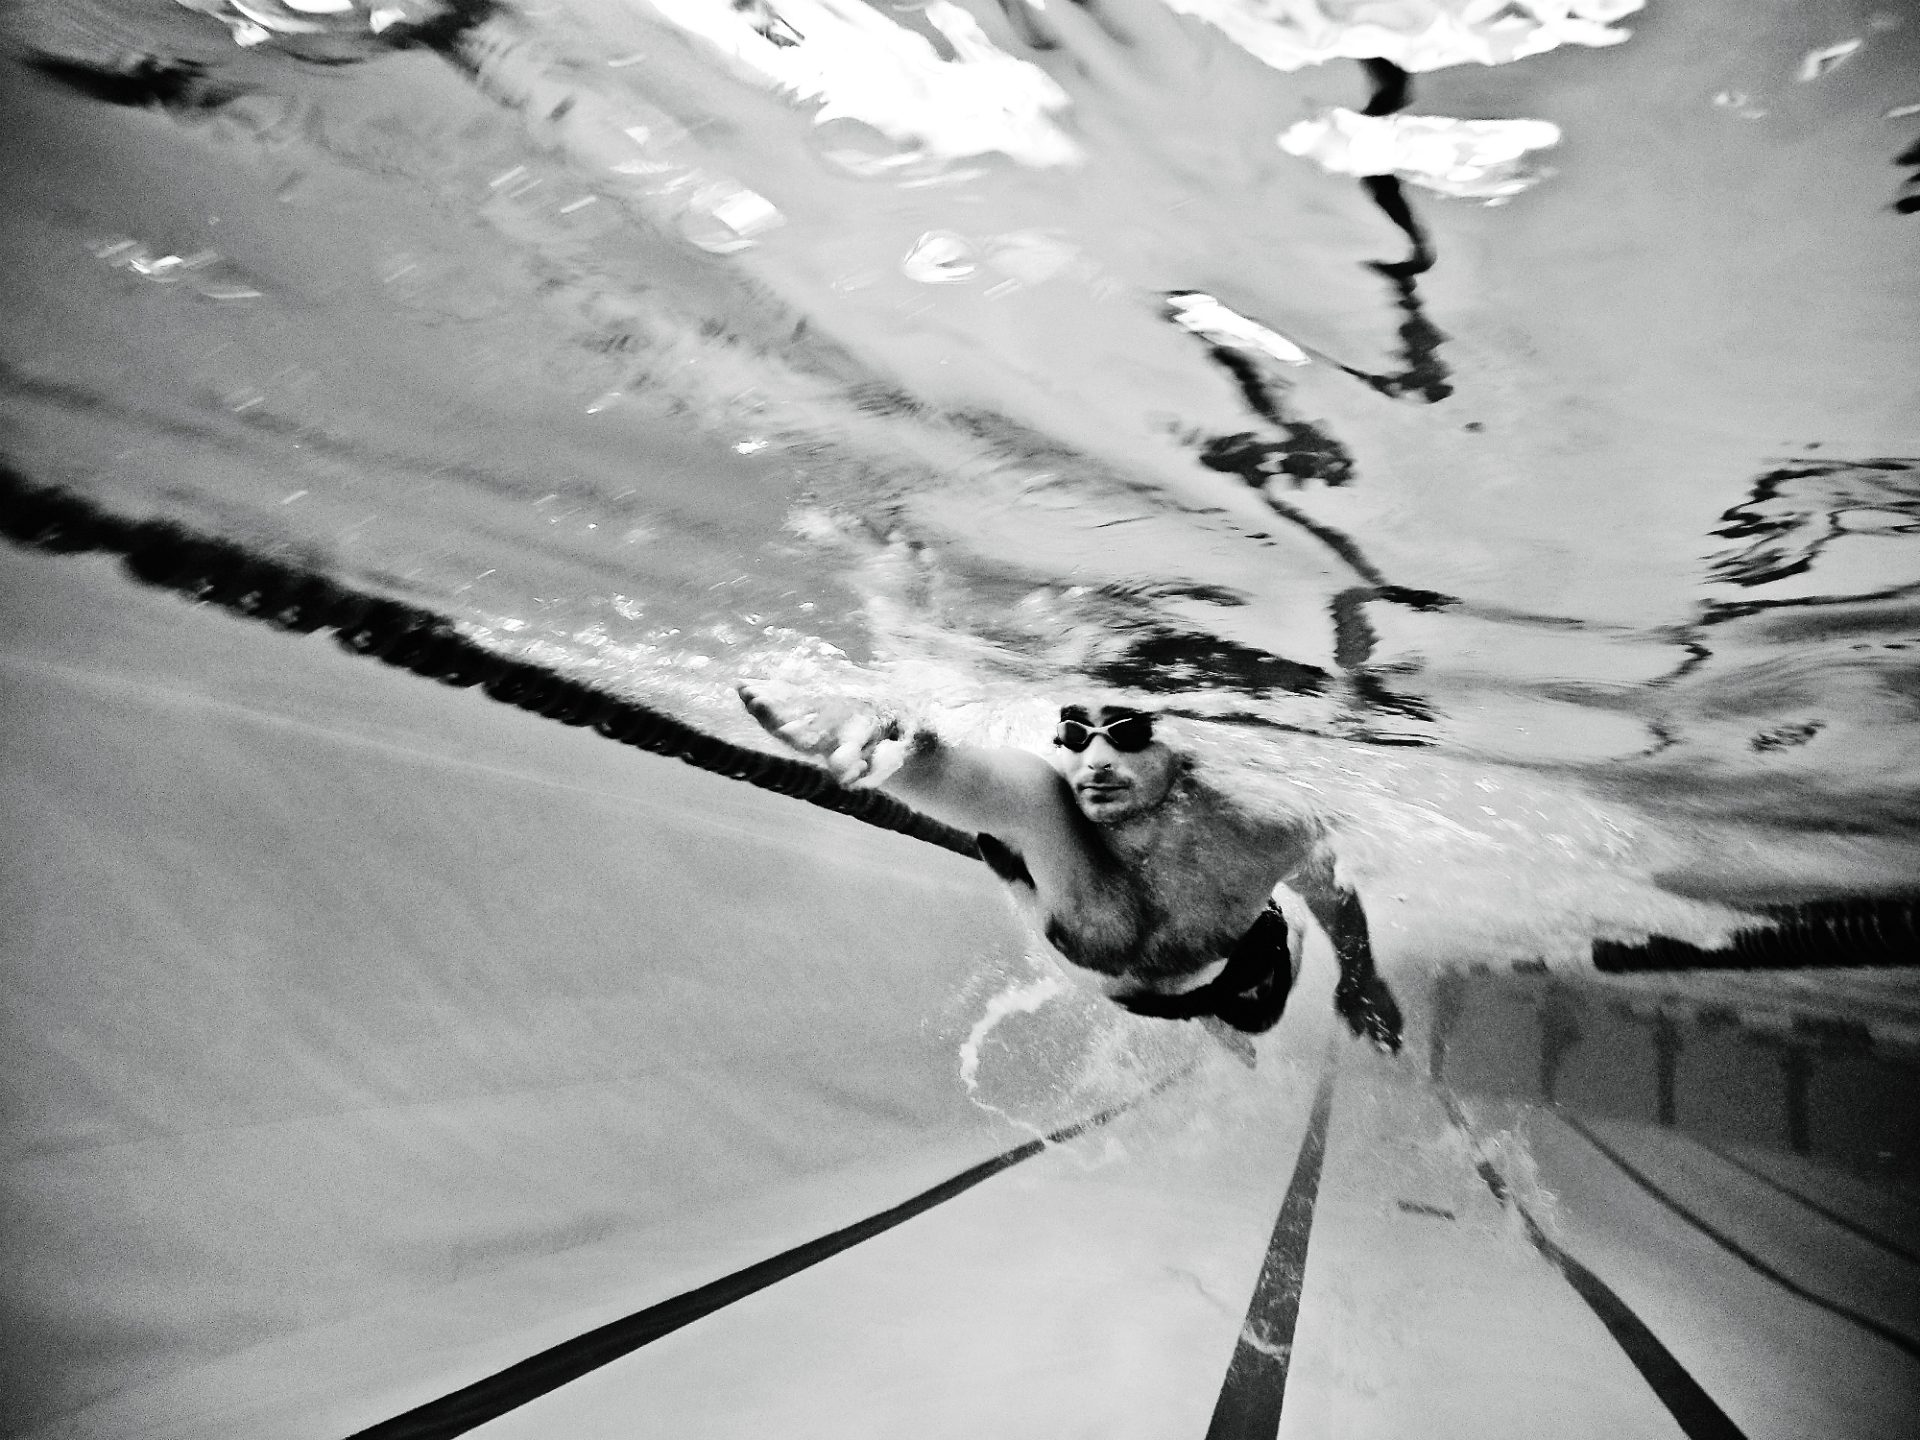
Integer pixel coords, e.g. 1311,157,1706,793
1051,704,1178,824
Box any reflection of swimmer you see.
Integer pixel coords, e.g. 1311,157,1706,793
738,687,1403,1053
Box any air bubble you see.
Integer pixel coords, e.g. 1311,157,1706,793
902,230,976,283
679,182,784,254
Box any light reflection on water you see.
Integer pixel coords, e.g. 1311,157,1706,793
1,0,1918,1415
2,12,1913,881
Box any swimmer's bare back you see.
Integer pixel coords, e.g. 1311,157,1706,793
736,683,1402,1052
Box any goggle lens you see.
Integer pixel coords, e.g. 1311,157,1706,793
1054,716,1155,753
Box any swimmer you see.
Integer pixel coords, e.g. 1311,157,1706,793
738,686,1403,1053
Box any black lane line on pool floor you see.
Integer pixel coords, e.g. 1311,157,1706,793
1204,1055,1339,1440
1558,1114,1920,1364
1438,1093,1750,1440
1695,1139,1920,1269
345,1066,1194,1440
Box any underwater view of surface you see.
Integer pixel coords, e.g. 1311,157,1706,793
5,0,1919,959
8,0,1920,970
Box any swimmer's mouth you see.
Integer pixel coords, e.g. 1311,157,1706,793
1078,782,1130,802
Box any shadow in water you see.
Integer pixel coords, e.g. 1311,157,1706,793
1434,963,1920,1182
1709,457,1920,590
1429,956,1920,1366
1338,59,1452,404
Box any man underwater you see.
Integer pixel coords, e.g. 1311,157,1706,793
739,687,1403,1053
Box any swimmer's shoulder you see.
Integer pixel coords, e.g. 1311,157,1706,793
1172,766,1331,881
884,736,1080,846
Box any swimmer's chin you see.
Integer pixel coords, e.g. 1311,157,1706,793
1074,784,1141,822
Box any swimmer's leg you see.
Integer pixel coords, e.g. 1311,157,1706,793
1323,886,1403,1054
1288,856,1403,1054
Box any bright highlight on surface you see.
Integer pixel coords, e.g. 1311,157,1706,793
174,0,437,44
1166,292,1311,366
1279,109,1563,200
647,0,1080,167
1157,0,1646,74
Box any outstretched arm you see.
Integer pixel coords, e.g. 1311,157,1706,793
736,683,1068,840
877,731,1069,838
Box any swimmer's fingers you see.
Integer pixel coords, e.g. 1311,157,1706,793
737,683,880,771
738,683,804,745
738,682,830,752
824,714,882,784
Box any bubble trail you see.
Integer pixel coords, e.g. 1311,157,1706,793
958,967,1068,1140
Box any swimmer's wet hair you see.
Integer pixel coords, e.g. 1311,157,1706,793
1059,702,1155,723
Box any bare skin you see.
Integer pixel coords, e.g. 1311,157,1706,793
738,686,1401,1051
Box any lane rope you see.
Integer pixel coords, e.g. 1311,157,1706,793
0,463,981,862
1594,897,1920,972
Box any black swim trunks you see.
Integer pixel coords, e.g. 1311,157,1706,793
1109,902,1296,1035
973,832,1294,1035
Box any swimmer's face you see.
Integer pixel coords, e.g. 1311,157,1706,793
1051,705,1178,825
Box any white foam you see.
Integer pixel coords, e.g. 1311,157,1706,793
1797,38,1862,83
176,0,440,41
645,0,1079,167
958,968,1067,1095
901,229,979,284
1157,0,1644,75
956,965,1069,1141
1279,108,1562,200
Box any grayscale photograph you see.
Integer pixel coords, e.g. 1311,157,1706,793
2,1,1916,1436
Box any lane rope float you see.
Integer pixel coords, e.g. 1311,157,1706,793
0,462,981,862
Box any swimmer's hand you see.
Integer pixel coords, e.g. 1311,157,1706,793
1334,970,1404,1055
737,681,906,787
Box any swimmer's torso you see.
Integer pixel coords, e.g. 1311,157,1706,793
981,775,1316,991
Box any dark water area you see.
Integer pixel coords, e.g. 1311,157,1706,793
1436,964,1920,1190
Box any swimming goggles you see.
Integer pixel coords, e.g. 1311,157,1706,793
1053,714,1155,753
